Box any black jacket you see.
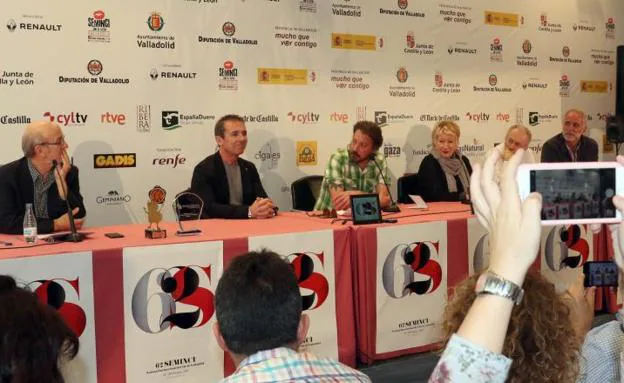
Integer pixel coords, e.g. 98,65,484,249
416,153,473,202
0,157,86,234
541,133,598,162
190,152,268,219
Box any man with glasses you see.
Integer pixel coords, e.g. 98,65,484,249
541,109,598,162
0,120,86,234
190,114,275,219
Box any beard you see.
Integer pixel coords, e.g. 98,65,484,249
348,149,360,163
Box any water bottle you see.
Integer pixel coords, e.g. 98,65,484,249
23,203,37,243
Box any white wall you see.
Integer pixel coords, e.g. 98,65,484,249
0,0,622,226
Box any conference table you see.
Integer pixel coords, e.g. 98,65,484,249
0,214,354,383
0,203,611,382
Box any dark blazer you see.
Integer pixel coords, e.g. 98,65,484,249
416,153,473,202
190,152,268,219
541,133,598,162
0,157,86,234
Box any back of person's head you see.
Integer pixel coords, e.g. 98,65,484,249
0,275,79,383
215,250,302,356
441,271,579,383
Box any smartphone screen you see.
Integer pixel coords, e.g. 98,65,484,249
583,261,619,287
530,168,616,221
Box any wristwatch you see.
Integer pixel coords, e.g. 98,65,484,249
475,271,524,305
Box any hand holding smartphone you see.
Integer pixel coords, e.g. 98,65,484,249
583,261,619,287
517,161,623,225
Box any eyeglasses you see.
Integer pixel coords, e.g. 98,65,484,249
41,136,66,146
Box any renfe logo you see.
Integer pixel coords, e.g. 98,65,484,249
152,153,186,168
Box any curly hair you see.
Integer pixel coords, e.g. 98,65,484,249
440,271,580,383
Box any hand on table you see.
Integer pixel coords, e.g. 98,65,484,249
53,208,84,231
249,198,275,219
332,190,363,211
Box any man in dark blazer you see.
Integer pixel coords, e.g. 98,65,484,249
541,109,598,162
0,120,86,234
190,114,275,219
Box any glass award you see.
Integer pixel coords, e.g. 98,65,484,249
172,191,204,236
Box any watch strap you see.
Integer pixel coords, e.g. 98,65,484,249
476,271,524,305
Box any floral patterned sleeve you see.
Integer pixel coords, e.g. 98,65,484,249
429,334,512,383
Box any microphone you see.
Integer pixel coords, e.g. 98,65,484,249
52,160,84,242
369,154,400,213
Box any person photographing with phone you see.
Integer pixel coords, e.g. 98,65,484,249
577,161,624,382
0,120,86,234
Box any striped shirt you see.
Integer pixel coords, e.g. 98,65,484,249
314,148,389,211
220,347,371,383
27,159,55,219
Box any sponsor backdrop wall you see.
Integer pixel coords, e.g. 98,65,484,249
1,0,623,227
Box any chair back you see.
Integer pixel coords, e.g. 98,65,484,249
397,173,419,204
291,175,324,211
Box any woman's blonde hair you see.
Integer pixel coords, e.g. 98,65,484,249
431,120,460,146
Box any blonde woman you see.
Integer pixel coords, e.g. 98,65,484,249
417,120,472,202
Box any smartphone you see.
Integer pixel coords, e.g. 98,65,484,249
517,162,624,225
104,232,124,239
583,260,619,287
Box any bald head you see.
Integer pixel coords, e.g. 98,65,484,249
22,120,63,158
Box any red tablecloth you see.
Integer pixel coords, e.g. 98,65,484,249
0,215,354,383
0,203,611,377
351,203,472,363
